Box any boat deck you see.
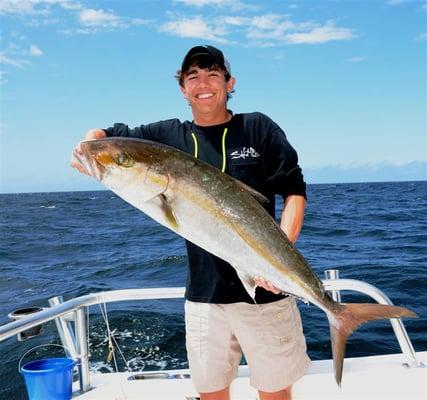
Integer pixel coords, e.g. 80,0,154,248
74,351,427,399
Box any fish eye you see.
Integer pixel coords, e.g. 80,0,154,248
116,152,135,168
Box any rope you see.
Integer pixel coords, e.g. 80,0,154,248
98,302,130,372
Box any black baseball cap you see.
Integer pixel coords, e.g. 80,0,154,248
180,45,231,75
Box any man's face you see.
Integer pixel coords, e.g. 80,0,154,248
180,66,235,117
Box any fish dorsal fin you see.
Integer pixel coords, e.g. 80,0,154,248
232,177,269,205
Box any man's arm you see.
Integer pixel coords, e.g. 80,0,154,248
280,194,306,244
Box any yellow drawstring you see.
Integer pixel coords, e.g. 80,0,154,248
191,132,199,158
221,128,228,173
191,127,229,172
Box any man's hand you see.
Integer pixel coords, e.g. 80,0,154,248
253,276,281,294
70,129,106,176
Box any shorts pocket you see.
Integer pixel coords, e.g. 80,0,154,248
184,301,204,358
260,298,296,351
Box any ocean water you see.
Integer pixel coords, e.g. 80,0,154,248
0,181,426,399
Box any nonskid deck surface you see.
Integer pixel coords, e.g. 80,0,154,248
73,351,427,399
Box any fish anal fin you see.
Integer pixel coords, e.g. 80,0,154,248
328,303,417,386
235,269,256,300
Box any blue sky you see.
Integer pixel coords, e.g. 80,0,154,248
0,0,426,193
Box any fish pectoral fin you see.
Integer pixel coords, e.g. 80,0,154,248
159,194,179,230
141,167,169,202
231,177,269,205
235,269,256,300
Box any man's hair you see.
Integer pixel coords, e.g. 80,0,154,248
175,63,231,87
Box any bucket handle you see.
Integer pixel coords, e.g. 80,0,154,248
18,343,74,373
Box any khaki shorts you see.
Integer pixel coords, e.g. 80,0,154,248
185,297,311,393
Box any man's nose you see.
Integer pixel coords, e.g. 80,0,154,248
197,74,209,87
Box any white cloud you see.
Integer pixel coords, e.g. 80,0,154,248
162,13,355,47
161,15,229,43
252,14,290,30
71,7,150,33
60,1,83,11
387,0,427,10
345,56,366,63
219,16,248,26
78,8,121,28
0,71,8,85
174,0,255,10
219,14,354,46
10,31,27,40
0,43,43,69
387,0,411,4
175,0,231,5
0,0,77,15
1,2,148,34
246,14,301,42
0,0,40,15
2,2,356,47
415,32,427,41
0,52,28,68
30,44,43,56
285,23,355,44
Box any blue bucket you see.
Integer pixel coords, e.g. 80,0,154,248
21,357,75,400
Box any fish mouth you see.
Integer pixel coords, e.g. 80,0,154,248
74,143,106,182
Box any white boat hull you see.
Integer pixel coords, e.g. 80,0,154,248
74,351,427,399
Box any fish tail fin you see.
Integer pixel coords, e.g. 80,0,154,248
328,303,417,386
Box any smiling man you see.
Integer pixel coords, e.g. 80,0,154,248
72,45,310,400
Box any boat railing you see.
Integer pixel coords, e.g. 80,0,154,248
0,270,421,395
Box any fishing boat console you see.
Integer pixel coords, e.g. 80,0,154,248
0,270,425,399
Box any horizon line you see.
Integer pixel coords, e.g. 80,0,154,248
1,179,425,195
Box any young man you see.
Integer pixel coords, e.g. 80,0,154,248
72,45,311,400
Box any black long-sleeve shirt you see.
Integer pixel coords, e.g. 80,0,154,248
105,111,306,304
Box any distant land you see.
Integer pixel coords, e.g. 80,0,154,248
304,161,426,185
0,161,426,194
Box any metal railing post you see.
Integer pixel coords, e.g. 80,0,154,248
48,296,78,360
324,269,341,302
75,307,91,392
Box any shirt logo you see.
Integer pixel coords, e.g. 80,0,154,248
230,147,260,160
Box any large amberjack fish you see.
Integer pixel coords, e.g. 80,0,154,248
75,137,416,385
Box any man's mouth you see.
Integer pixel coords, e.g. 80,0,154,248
196,93,214,99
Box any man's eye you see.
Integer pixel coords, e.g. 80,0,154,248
116,152,134,168
188,76,197,80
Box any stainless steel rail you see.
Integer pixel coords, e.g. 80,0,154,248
0,275,421,395
0,287,186,341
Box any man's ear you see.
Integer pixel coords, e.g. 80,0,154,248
227,77,236,93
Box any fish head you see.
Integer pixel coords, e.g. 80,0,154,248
79,138,170,201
